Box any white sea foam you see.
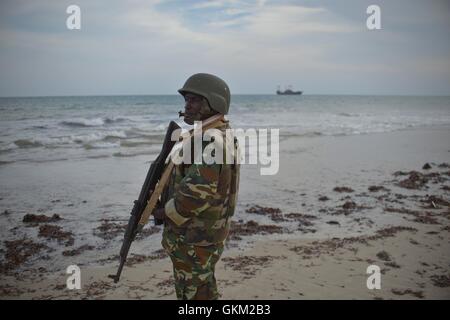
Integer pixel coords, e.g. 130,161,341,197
60,118,105,127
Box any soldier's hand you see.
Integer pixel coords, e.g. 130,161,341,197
153,208,166,221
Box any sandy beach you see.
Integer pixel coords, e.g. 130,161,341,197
1,127,449,300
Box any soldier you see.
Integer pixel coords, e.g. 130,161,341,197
153,73,240,300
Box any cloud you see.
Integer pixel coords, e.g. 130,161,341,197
241,5,358,36
0,1,365,95
0,0,449,95
223,8,248,15
191,0,229,9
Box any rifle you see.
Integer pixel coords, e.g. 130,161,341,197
108,120,181,283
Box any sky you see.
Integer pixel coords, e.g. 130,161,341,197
0,0,449,96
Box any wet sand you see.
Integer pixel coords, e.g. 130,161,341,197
1,128,449,299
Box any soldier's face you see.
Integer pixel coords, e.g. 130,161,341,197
183,93,209,125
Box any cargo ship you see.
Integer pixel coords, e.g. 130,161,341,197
276,85,302,95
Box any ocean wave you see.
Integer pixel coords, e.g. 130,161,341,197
60,118,105,127
14,139,43,148
101,131,128,142
112,150,154,157
4,130,143,151
337,112,360,117
104,117,129,124
59,116,138,128
120,140,152,148
86,154,110,159
124,127,166,140
133,123,169,132
69,131,127,144
0,143,19,153
279,131,323,138
83,142,120,150
26,157,70,164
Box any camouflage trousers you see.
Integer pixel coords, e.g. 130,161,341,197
162,233,224,300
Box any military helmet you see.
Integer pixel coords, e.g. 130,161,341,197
178,73,230,115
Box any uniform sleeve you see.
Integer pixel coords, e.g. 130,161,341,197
165,163,221,226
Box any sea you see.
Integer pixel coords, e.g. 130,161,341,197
1,95,450,165
1,94,450,272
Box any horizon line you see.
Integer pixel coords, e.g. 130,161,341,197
1,93,450,99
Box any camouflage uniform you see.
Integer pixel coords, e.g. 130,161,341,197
161,121,240,300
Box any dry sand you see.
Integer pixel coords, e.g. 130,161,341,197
1,221,449,300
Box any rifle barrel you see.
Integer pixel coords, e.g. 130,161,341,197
109,120,181,283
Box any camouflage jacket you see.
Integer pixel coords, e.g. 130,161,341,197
162,121,240,246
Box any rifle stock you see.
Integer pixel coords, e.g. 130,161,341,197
108,121,181,283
